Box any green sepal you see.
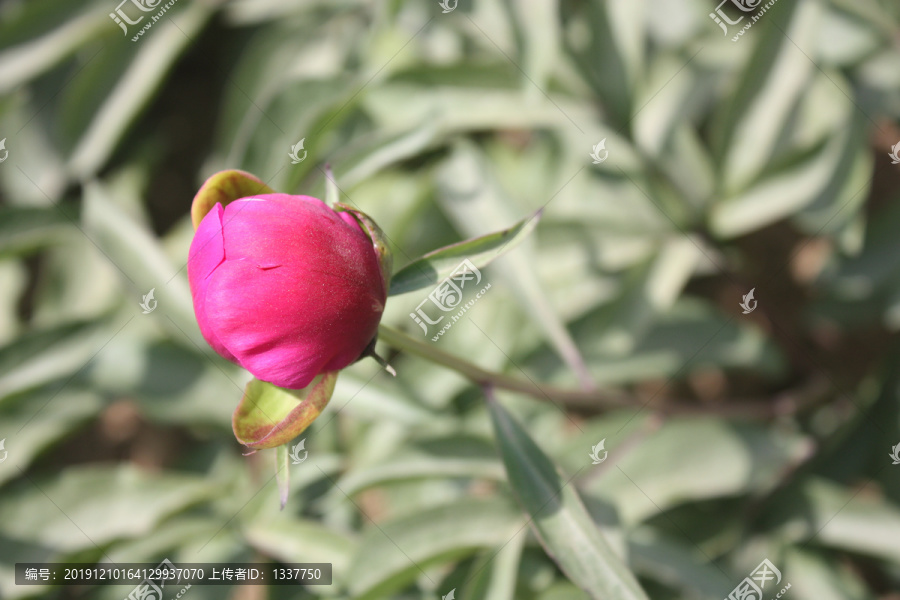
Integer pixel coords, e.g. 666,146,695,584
334,202,393,293
191,169,275,229
232,373,338,450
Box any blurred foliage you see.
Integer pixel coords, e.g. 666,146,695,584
1,0,900,598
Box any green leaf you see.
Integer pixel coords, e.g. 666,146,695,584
0,320,111,401
436,141,593,388
778,477,900,564
461,530,526,600
332,443,505,498
628,532,732,597
336,122,441,189
334,455,504,497
0,465,218,551
0,9,107,95
709,129,850,238
67,2,217,177
718,0,819,193
780,546,871,599
486,393,649,600
244,517,355,578
0,205,75,258
232,374,337,450
388,209,541,296
82,179,198,344
0,389,103,486
565,239,705,361
583,418,810,525
348,497,523,599
710,0,801,184
567,0,644,128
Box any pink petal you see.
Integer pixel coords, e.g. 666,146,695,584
187,204,236,362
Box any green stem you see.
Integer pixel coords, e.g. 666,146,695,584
376,324,829,418
377,324,630,409
275,444,290,510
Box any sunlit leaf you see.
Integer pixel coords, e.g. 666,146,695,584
348,497,523,599
389,209,541,296
487,394,650,600
0,466,219,551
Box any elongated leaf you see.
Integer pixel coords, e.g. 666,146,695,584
333,454,504,498
628,532,732,596
0,320,113,401
486,393,649,600
68,3,216,177
436,141,593,388
711,0,801,173
337,122,441,188
0,465,219,551
566,0,644,128
0,389,103,486
583,418,810,525
0,10,107,94
388,210,542,296
82,179,199,345
462,530,526,600
719,0,819,193
243,517,355,576
779,477,900,563
709,130,849,238
781,546,871,599
347,497,523,599
0,205,75,257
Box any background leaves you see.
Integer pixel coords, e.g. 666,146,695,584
0,0,899,599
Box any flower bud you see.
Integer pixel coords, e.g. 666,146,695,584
188,174,388,389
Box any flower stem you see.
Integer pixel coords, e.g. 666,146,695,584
377,324,629,408
376,324,829,418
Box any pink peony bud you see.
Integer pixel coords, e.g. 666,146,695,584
188,191,388,389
